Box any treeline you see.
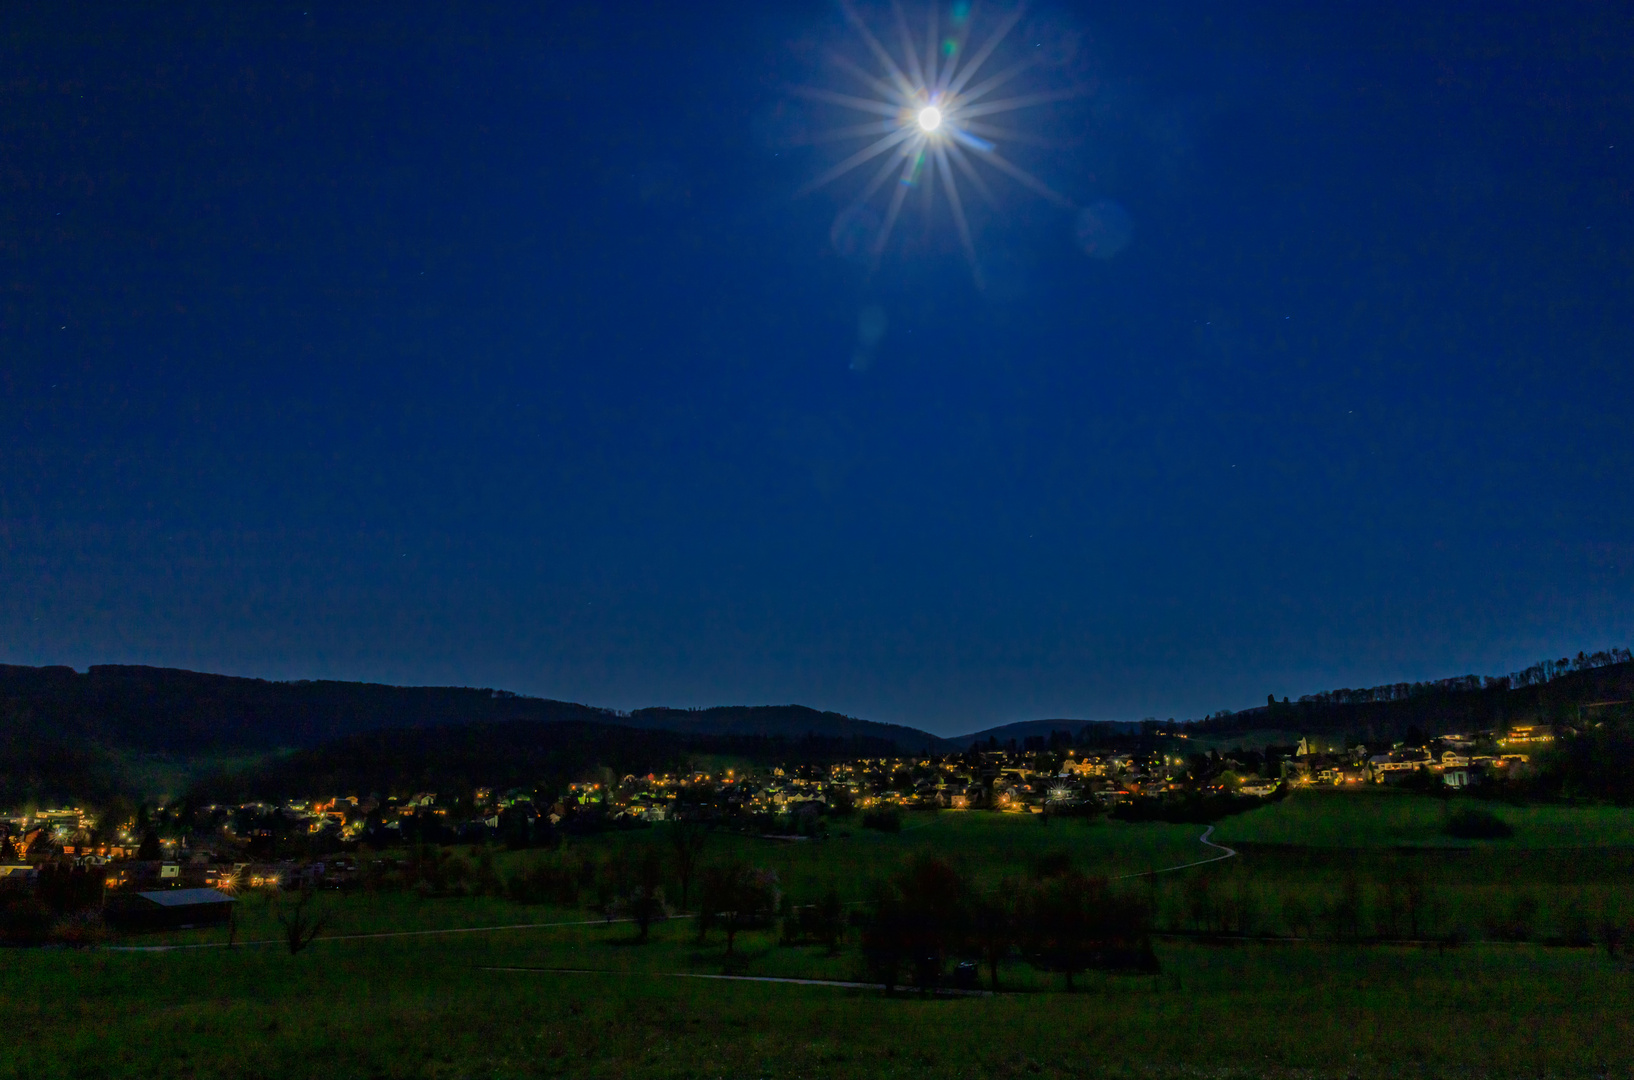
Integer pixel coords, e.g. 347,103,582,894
1539,720,1634,804
300,828,1155,993
1193,654,1634,745
0,702,128,807
1293,649,1632,707
862,853,1156,993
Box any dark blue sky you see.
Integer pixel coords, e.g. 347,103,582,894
3,1,1631,734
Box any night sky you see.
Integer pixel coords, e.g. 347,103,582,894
3,2,1631,735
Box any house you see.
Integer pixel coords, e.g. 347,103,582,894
104,888,237,932
1367,750,1431,782
0,864,36,886
1443,768,1473,789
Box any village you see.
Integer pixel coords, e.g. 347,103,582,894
0,721,1554,933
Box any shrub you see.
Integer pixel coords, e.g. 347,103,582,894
861,808,901,833
1445,807,1514,839
506,854,584,906
1483,893,1540,942
0,894,53,946
52,910,112,948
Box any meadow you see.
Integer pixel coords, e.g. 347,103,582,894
8,798,1634,1079
1210,786,1634,849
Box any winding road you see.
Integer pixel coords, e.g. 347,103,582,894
1112,824,1237,880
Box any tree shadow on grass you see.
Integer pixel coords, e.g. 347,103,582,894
601,934,653,947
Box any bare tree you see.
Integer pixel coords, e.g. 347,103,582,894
276,887,328,955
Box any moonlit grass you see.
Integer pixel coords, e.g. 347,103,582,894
794,1,1081,285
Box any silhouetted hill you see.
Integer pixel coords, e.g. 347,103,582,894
186,720,906,804
0,664,952,803
625,705,950,753
6,653,1629,806
0,665,950,754
951,719,1142,748
0,664,617,754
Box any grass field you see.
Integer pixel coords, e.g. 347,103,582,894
1211,786,1634,849
9,802,1634,1078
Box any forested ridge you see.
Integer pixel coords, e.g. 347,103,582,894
1195,652,1634,744
3,652,1632,805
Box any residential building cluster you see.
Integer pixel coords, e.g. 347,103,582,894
1286,725,1553,788
0,723,1558,914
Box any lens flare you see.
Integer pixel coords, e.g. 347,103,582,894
792,2,1084,286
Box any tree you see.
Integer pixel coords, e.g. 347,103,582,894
1281,892,1313,939
860,878,911,995
1183,872,1219,933
861,855,969,994
93,796,136,844
815,886,844,954
1022,871,1097,991
1403,869,1430,940
967,879,1020,992
668,819,707,911
628,846,667,943
1021,870,1154,991
1324,874,1365,941
697,859,775,957
276,887,328,955
136,830,161,861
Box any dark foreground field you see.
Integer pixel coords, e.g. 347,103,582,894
8,796,1634,1079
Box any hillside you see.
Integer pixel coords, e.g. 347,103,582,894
1196,657,1634,745
0,664,953,804
623,704,950,753
952,718,1142,748
184,720,908,805
4,653,1630,807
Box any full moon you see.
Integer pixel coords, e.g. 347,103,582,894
916,105,942,132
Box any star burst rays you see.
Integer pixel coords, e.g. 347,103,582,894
793,1,1080,286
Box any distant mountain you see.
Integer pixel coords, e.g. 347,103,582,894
0,665,951,753
951,719,1142,748
0,664,616,754
625,705,951,754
